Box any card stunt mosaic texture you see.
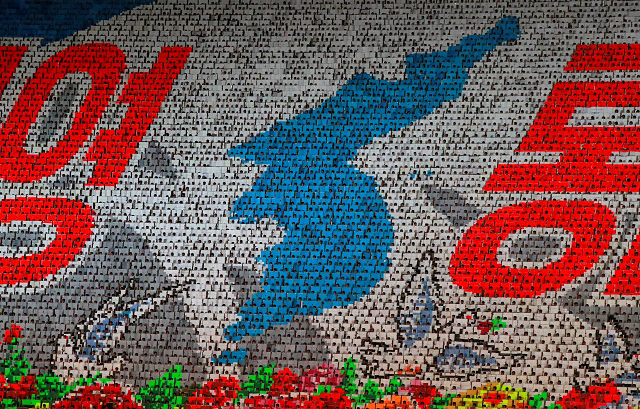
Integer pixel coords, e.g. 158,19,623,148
0,0,639,408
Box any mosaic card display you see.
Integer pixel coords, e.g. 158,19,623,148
0,1,638,408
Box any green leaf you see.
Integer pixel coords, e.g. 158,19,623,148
20,398,43,406
34,373,69,403
0,347,31,384
316,384,332,395
340,358,359,398
529,392,548,409
0,398,18,409
356,379,385,404
385,377,401,396
490,316,507,333
430,393,456,409
239,364,275,398
337,359,403,405
33,371,110,404
135,365,183,409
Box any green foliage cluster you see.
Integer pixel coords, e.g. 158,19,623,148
340,358,401,405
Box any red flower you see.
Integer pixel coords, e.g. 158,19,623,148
404,380,440,409
556,381,620,409
269,368,299,396
53,384,142,409
187,377,240,409
477,321,492,335
0,374,38,401
244,396,292,409
310,389,352,409
484,390,509,406
245,388,352,409
3,325,22,344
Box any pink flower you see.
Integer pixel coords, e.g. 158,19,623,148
299,364,343,393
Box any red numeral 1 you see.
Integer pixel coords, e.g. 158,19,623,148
86,47,191,186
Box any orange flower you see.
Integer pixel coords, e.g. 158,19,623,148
364,395,414,409
445,383,529,409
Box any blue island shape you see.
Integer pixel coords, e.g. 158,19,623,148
225,17,520,343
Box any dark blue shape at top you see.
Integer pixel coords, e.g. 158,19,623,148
225,17,520,342
0,0,155,43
